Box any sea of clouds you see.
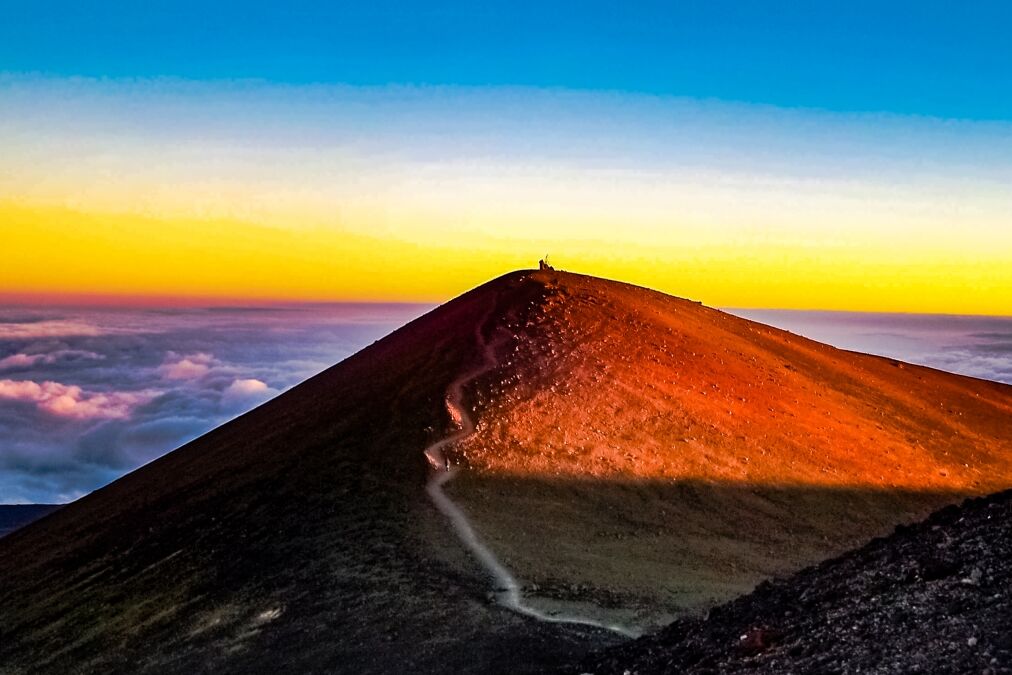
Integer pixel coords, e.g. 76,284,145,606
732,309,1012,386
0,304,427,503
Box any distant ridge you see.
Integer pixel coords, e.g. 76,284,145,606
1,269,1009,673
0,504,61,538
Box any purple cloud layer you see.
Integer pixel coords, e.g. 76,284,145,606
0,379,160,420
0,304,428,503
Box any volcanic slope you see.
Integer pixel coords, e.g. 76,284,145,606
571,488,1012,674
440,270,1012,629
0,272,618,675
1,270,1010,673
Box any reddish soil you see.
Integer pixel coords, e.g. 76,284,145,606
462,270,1012,490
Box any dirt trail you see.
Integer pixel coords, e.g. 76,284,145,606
423,302,639,638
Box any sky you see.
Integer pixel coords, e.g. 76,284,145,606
3,1,1012,118
1,1,1010,314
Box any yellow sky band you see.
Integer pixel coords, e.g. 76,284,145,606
3,201,1008,314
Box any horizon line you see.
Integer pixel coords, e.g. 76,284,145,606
2,288,1009,320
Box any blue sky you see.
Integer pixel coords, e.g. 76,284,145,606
4,1,1012,119
3,4,1012,313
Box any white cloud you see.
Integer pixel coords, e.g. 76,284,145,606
221,378,274,408
158,352,215,380
0,353,45,370
0,349,105,371
0,379,161,420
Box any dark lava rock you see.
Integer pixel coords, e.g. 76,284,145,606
568,489,1012,674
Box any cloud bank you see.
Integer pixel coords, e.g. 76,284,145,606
0,379,159,420
158,352,214,380
0,349,104,371
732,309,1012,386
0,319,110,339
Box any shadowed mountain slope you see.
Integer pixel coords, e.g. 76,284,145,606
1,269,1009,672
570,488,1012,674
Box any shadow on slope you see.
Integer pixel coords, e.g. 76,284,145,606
449,474,970,630
570,487,1012,674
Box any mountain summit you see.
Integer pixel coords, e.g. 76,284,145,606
2,270,1010,673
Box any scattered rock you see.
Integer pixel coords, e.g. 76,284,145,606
737,625,783,655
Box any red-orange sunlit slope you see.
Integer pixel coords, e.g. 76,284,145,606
457,270,1012,492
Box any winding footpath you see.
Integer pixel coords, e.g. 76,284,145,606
423,304,639,639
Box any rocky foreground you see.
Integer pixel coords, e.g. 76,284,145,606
571,488,1012,674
